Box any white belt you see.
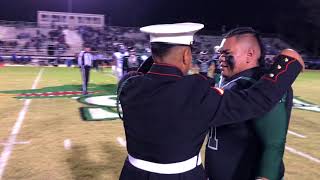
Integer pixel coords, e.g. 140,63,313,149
128,153,202,174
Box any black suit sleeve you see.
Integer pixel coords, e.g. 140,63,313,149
210,55,302,127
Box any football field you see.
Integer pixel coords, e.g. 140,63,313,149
0,66,319,180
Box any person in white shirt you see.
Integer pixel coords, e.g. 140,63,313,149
113,45,128,81
78,46,93,95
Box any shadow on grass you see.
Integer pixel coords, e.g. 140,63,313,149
66,142,126,180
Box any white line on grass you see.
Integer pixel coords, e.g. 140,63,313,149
286,146,320,164
288,130,306,138
0,68,44,179
0,141,30,146
117,137,126,147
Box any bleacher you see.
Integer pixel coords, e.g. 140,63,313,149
0,25,75,56
0,19,318,69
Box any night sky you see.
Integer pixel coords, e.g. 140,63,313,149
0,0,303,32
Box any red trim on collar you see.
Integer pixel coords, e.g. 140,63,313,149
147,71,182,78
153,63,180,69
262,59,296,83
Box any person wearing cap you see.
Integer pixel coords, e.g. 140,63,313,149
205,27,298,180
78,46,93,95
117,22,304,180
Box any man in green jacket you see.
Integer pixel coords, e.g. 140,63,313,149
205,27,301,180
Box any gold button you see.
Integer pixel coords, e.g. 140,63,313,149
277,65,282,69
284,58,289,62
269,73,274,77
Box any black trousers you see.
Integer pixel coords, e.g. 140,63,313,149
119,158,206,180
80,66,90,94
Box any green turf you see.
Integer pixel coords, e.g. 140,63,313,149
0,67,319,180
293,70,320,104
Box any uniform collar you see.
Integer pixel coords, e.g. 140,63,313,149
147,63,183,78
224,67,263,83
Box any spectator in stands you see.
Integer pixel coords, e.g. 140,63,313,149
11,53,17,63
196,51,214,77
26,56,32,63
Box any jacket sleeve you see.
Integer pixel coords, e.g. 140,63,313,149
210,55,302,127
253,94,289,180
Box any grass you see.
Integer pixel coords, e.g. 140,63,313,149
293,71,320,104
0,67,319,180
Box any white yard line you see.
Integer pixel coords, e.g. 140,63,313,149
288,130,306,138
0,141,30,146
0,68,44,179
117,137,126,147
286,146,320,164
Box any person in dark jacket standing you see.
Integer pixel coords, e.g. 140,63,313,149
205,27,298,180
117,23,304,180
123,49,142,74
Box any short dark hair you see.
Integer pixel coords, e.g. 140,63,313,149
150,42,177,58
224,27,266,68
224,27,257,39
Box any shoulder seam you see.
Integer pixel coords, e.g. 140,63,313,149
195,73,208,80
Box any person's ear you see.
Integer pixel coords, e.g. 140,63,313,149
183,47,192,65
246,48,254,63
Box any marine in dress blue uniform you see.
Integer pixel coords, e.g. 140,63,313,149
117,23,303,180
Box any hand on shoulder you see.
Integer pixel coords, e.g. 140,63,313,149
280,49,305,71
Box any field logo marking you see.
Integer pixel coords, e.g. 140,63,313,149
2,88,318,122
0,68,43,179
0,83,119,121
78,95,120,121
0,84,116,99
293,97,320,113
